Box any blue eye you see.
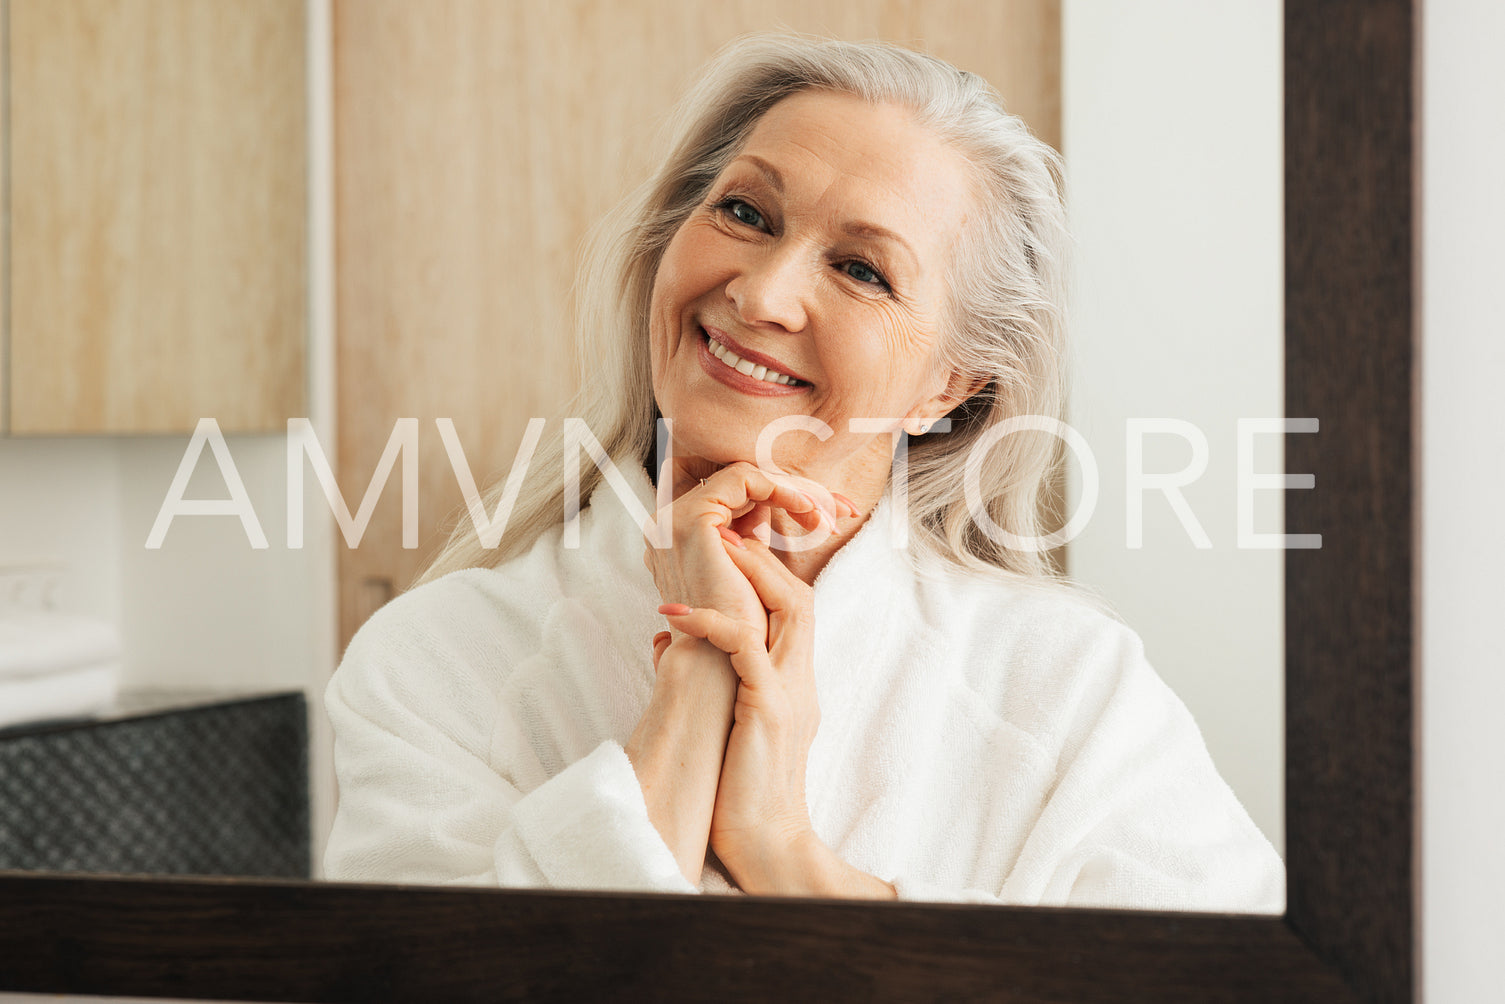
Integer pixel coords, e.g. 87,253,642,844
725,199,765,229
844,260,888,288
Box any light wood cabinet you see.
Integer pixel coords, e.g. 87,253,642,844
334,0,1060,648
4,0,306,435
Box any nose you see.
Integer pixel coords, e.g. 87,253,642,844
724,245,809,333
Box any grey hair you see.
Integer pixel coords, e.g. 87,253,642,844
418,33,1073,588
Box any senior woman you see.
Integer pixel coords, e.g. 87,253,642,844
324,35,1284,911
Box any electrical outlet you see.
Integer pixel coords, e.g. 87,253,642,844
0,561,68,614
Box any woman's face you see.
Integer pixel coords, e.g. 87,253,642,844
648,89,979,496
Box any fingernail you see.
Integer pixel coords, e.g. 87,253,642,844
831,492,858,517
799,490,819,510
658,603,692,616
718,526,747,549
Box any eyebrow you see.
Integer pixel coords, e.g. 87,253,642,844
733,154,919,269
839,220,918,269
739,154,785,195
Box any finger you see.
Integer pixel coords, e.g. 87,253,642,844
831,491,860,518
720,539,813,659
681,464,828,540
666,456,721,499
657,603,769,681
757,471,841,532
698,462,821,528
722,535,807,606
729,503,775,546
651,630,672,672
729,483,826,538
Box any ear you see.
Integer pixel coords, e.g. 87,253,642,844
902,371,989,436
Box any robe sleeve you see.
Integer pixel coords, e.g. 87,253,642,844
321,577,694,894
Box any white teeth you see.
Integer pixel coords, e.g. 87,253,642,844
705,333,800,386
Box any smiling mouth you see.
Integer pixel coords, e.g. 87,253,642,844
700,328,811,388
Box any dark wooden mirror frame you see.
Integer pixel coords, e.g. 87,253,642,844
0,2,1415,1000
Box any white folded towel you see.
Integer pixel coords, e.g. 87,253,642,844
0,610,122,680
0,660,122,730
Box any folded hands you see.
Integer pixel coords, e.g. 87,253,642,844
628,461,894,898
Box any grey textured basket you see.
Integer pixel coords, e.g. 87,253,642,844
0,692,309,878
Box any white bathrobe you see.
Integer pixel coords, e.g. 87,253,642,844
324,465,1284,912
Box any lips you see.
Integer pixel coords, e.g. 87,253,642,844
693,328,808,398
699,324,811,387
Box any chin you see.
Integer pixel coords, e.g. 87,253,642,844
671,436,754,468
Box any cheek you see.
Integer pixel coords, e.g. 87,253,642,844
874,303,948,390
649,237,698,350
647,277,682,401
657,222,725,296
835,306,939,390
822,322,946,423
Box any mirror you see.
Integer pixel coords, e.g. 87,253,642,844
0,0,1416,998
0,0,1283,898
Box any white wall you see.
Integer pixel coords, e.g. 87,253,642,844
114,438,323,692
1062,0,1284,850
1,438,322,689
1420,1,1505,1000
0,440,123,624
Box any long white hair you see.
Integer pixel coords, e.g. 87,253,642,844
418,33,1071,588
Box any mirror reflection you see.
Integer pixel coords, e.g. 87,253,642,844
0,0,1282,913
